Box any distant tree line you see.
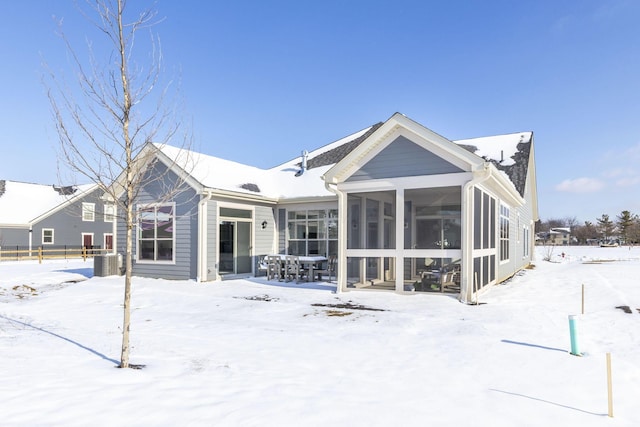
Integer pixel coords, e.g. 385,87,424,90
535,210,640,245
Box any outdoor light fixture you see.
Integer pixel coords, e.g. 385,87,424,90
261,220,268,229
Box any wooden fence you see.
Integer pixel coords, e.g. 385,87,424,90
0,246,111,263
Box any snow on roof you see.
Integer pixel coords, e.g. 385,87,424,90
266,125,375,199
455,132,533,196
154,125,533,201
454,132,532,166
154,125,375,200
155,144,272,197
0,180,96,225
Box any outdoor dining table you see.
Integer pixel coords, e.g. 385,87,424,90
268,255,328,282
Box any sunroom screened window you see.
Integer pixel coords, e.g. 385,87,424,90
138,204,174,261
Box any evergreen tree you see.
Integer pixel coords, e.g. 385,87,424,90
616,210,637,244
596,214,615,242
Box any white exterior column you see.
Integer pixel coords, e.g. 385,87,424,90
337,188,347,293
395,189,404,292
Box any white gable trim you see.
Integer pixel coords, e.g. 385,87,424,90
323,113,484,185
29,185,100,225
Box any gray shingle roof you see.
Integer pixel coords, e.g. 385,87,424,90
306,122,384,170
457,134,532,197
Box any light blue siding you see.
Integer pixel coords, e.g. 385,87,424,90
253,206,276,274
116,163,199,280
347,136,464,182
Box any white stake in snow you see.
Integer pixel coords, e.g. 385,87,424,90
607,352,614,418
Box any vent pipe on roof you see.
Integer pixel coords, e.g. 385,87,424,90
295,150,309,177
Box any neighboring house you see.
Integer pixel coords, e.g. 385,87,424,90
114,113,538,303
0,180,116,253
549,227,572,245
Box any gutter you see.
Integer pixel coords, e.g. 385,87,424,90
203,188,278,204
197,190,214,282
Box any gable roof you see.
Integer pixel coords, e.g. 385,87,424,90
153,124,377,200
0,180,96,226
455,132,533,196
152,113,534,202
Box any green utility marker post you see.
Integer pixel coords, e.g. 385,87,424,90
568,315,582,356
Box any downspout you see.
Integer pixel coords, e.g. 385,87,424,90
324,180,342,294
197,190,214,283
461,163,492,304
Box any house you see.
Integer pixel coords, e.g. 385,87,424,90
549,227,572,245
114,113,538,303
0,180,115,254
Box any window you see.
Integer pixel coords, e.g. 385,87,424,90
523,226,530,258
138,204,174,261
82,203,95,222
104,204,115,222
42,228,54,244
500,204,510,262
287,209,338,256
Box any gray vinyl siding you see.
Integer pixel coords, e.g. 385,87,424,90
203,200,275,280
347,136,464,182
496,180,534,283
253,206,276,274
0,227,29,249
117,164,199,281
33,189,113,249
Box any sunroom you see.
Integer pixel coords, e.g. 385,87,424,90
342,184,462,294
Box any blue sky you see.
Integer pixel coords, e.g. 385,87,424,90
2,1,639,224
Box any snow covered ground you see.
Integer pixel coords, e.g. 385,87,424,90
1,246,639,426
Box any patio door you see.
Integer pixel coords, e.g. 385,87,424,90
219,220,252,275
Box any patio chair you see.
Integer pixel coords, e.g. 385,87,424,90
440,270,459,293
284,255,302,282
266,255,282,281
315,255,336,282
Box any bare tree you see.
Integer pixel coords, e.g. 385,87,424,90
45,0,191,368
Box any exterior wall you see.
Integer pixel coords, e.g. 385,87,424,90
347,136,463,182
116,164,199,280
0,227,30,249
31,188,114,250
1,189,112,251
202,197,276,281
253,206,276,273
495,169,536,285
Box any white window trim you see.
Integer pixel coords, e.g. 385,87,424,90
82,233,94,248
42,228,54,245
82,202,96,222
499,203,510,264
104,233,114,253
136,202,176,264
104,204,115,223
